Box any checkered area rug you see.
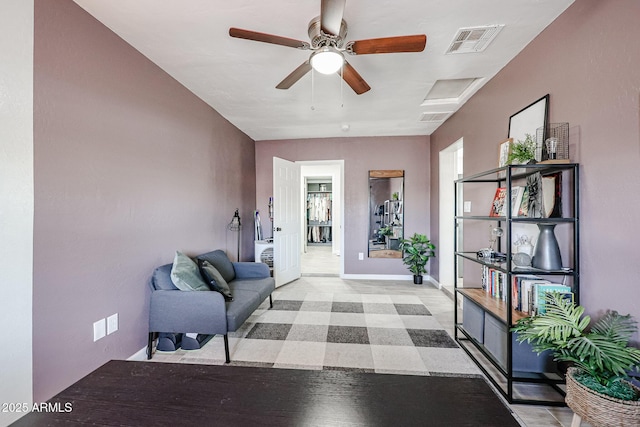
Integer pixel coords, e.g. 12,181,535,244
151,285,481,377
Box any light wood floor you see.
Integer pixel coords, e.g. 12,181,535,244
301,245,340,276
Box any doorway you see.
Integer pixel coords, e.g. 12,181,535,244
298,161,344,277
439,139,463,296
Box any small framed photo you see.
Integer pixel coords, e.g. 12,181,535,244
498,138,513,168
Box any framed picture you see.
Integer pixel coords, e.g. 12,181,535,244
526,172,544,218
508,94,549,161
498,138,513,168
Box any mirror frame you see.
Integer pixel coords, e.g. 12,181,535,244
368,170,404,259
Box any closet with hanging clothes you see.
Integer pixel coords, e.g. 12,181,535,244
306,181,332,245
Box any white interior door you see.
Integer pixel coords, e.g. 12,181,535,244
273,157,301,287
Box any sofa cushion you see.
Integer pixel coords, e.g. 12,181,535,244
229,278,274,302
197,250,236,283
198,259,233,301
225,289,262,332
233,262,271,279
170,251,209,291
152,264,178,291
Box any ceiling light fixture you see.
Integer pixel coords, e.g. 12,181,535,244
310,46,344,75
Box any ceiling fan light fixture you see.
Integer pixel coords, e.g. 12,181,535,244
310,46,344,74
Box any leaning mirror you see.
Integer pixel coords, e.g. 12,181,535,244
368,170,404,258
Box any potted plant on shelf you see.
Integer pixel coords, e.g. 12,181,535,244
512,292,640,426
399,233,436,285
507,133,538,165
378,226,393,246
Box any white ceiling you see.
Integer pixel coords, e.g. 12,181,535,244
72,0,573,141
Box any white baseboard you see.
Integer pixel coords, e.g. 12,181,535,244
340,274,412,280
128,346,149,361
340,274,437,283
427,276,442,289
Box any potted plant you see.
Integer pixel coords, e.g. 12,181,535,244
512,292,640,426
507,133,538,165
399,233,435,284
378,225,392,240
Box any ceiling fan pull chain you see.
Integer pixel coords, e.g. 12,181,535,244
311,68,315,110
340,63,344,108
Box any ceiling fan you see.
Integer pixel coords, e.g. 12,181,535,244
229,0,427,95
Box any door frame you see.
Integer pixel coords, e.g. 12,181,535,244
438,139,463,293
298,160,344,276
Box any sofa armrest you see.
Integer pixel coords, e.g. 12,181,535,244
149,290,227,335
233,262,270,279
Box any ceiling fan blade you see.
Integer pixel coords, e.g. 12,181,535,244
342,61,371,95
320,0,346,36
276,61,312,89
347,35,427,55
229,28,310,49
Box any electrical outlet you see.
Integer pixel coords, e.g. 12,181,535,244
93,319,106,342
107,313,118,335
464,201,472,213
358,252,364,260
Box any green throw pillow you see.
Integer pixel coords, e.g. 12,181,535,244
198,259,233,301
170,251,210,291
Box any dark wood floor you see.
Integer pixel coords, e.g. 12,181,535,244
13,361,519,426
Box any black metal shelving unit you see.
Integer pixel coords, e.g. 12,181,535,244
454,163,580,405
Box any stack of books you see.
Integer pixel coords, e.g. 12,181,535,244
482,266,508,301
511,275,573,315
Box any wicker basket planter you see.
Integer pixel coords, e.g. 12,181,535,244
566,367,640,427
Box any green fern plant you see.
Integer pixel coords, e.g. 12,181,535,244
513,292,640,396
378,226,393,237
507,133,537,164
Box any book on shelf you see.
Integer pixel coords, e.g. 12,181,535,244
542,172,563,218
489,187,507,217
487,186,529,217
517,276,549,314
485,169,564,219
509,186,525,217
510,275,573,315
522,171,563,219
482,265,507,301
534,283,573,314
511,275,541,312
526,173,545,218
517,186,530,217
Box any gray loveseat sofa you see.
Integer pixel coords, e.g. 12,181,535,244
147,250,275,362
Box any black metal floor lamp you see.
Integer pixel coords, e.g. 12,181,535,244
228,209,241,261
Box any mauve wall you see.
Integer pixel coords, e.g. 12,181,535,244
429,0,640,335
33,0,255,401
255,136,430,275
